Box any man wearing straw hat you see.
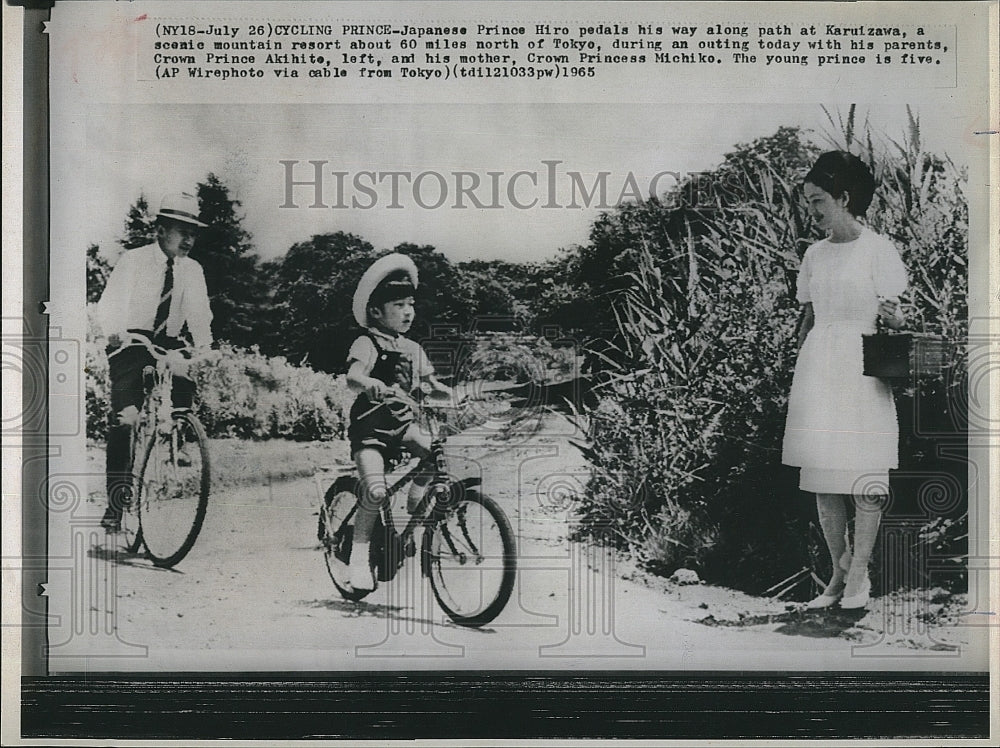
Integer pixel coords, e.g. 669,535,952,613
96,192,213,531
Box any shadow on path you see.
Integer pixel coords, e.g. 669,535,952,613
87,544,182,574
695,608,869,639
298,598,497,634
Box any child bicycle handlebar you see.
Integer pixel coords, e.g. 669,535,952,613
354,385,469,425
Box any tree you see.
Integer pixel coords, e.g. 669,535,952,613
535,127,822,349
86,243,111,303
191,174,268,348
120,194,156,249
392,242,477,339
457,259,542,330
267,232,380,374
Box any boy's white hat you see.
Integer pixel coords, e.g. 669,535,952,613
352,253,419,327
157,192,208,227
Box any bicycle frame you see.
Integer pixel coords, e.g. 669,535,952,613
109,334,183,470
108,333,195,537
109,332,212,566
320,390,517,624
346,395,481,582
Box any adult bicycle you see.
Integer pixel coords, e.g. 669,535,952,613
317,389,517,627
109,331,210,568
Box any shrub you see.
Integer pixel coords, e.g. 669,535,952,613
456,331,583,385
85,331,111,442
85,308,352,442
190,345,351,441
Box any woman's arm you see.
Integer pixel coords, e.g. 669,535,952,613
796,302,814,351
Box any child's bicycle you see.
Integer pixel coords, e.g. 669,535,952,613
317,389,517,627
110,331,211,568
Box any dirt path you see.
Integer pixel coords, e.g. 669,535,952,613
60,414,980,672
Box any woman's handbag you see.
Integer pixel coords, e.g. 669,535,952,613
862,329,952,379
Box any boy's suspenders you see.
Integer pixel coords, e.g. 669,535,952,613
365,332,413,392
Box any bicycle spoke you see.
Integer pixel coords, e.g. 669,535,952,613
452,504,489,561
138,413,209,567
438,514,488,561
320,487,374,601
425,492,516,626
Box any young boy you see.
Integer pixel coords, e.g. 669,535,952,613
345,253,453,591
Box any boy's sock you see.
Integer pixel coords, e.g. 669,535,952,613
349,542,375,591
407,483,425,514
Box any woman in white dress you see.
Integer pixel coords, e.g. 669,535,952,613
782,151,907,610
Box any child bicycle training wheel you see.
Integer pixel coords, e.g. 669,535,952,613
422,489,516,627
135,411,210,567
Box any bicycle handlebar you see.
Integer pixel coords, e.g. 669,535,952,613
391,386,474,413
108,331,196,362
354,385,471,425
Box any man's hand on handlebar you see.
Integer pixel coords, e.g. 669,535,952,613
108,331,197,368
164,348,191,377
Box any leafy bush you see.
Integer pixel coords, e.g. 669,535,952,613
86,309,352,442
85,332,111,442
456,331,583,385
191,345,352,440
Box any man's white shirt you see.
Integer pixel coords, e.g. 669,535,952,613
97,242,213,348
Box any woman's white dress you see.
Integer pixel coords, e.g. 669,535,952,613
782,227,908,494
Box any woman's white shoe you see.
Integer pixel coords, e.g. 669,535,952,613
805,589,843,609
839,577,871,610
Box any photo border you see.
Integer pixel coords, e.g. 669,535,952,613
19,672,993,739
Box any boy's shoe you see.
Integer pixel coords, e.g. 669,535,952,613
100,507,122,532
348,553,375,592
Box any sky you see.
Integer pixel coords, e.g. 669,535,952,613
69,102,972,266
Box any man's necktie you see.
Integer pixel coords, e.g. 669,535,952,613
153,256,174,338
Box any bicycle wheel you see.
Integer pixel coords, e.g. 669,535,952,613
423,489,516,627
118,426,147,554
319,482,375,602
119,494,143,554
136,411,210,567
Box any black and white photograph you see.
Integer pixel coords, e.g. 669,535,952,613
5,0,996,741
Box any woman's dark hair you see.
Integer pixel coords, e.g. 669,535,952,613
804,151,877,217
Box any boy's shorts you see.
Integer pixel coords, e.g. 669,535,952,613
347,396,415,457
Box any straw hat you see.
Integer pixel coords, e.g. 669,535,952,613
352,253,419,327
156,192,208,227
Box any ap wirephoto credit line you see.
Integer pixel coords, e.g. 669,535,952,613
5,0,997,742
